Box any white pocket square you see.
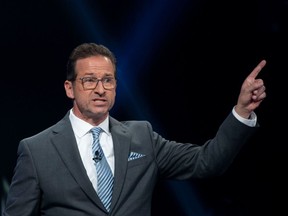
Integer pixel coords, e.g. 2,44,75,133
128,152,145,161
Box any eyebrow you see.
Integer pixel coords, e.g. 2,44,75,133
82,72,114,77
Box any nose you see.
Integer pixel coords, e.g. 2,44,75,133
94,80,105,94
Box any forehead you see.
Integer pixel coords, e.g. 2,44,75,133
75,55,115,76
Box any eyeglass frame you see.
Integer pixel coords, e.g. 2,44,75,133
78,76,116,90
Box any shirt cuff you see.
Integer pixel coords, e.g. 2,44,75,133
232,106,257,127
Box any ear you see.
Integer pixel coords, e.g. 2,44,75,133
64,80,75,99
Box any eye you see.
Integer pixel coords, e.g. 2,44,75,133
84,77,96,83
103,77,113,83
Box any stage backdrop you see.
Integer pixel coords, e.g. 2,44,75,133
1,0,287,215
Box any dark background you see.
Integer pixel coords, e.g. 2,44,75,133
0,0,287,215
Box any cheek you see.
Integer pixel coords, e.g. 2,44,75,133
109,91,116,107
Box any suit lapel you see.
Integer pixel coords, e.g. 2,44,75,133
109,117,131,210
50,114,132,212
50,114,105,210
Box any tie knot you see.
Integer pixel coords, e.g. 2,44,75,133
91,127,102,140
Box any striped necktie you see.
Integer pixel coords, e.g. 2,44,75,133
91,127,114,212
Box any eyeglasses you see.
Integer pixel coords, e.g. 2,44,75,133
78,76,116,90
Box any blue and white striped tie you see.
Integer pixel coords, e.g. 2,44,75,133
91,127,114,212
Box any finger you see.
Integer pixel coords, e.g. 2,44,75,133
252,85,266,96
252,91,266,101
248,60,266,79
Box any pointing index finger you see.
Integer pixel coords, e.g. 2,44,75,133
249,59,266,79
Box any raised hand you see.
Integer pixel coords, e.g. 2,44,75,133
235,60,267,118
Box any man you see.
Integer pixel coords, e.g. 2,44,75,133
3,42,266,216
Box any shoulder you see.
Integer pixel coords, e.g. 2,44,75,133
109,116,152,127
22,111,71,143
109,116,152,129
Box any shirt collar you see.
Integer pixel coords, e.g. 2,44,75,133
69,109,110,138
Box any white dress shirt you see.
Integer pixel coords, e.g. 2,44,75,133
232,106,257,127
69,109,114,192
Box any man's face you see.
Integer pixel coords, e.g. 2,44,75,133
64,55,116,125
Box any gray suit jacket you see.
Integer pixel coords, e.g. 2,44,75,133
3,111,258,216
